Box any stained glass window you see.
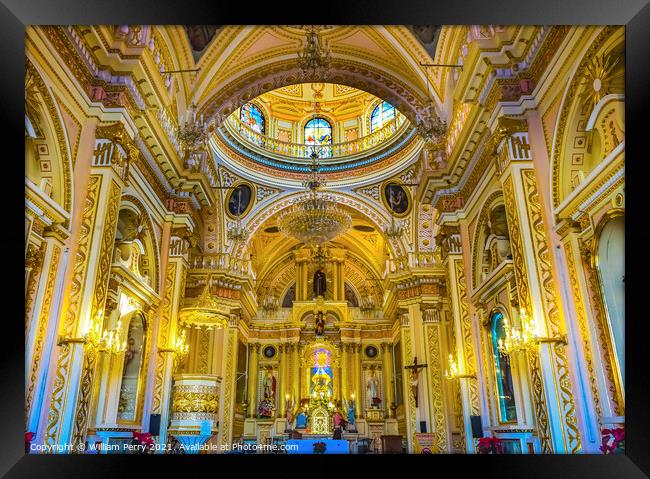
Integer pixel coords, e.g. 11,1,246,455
370,101,396,132
491,311,518,422
304,117,332,158
240,103,265,134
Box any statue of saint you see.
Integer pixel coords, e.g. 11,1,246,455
295,407,308,429
344,398,356,429
366,369,380,407
315,311,325,336
257,367,277,418
313,268,326,298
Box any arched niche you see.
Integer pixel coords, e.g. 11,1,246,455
487,309,518,424
112,199,160,293
116,310,150,425
593,211,625,389
25,61,73,216
551,30,624,211
472,194,512,289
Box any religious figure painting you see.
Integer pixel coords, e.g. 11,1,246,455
226,183,253,218
258,367,277,418
383,182,410,217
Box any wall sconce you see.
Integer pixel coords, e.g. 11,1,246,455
498,309,568,355
444,354,476,380
98,318,127,355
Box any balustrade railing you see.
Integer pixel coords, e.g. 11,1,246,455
224,113,408,160
189,253,254,278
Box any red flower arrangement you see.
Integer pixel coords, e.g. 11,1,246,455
600,427,625,454
132,431,154,453
25,432,35,454
476,436,503,454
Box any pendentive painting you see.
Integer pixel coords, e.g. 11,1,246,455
25,25,624,456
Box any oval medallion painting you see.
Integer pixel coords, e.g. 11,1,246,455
383,182,410,217
263,345,276,359
365,345,378,358
227,183,253,218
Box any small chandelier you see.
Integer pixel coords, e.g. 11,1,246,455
297,27,331,79
384,217,405,239
278,152,351,246
176,103,207,164
174,329,190,359
99,318,127,355
444,354,476,380
497,308,537,355
178,276,230,330
416,114,447,145
226,220,247,242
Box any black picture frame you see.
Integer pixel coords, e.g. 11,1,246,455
4,0,649,476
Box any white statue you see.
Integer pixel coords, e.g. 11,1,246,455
366,368,379,407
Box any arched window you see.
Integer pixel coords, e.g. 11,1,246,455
117,312,146,422
596,214,625,387
491,311,517,422
304,117,332,158
240,103,265,134
370,101,396,132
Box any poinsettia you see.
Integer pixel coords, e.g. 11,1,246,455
476,436,503,454
132,431,154,449
313,441,327,454
25,432,34,442
600,427,625,454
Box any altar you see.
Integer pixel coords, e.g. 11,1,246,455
286,439,350,454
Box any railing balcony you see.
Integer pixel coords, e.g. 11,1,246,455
221,113,411,165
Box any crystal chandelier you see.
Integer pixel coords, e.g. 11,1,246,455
497,308,537,355
384,216,405,239
278,152,351,246
297,27,331,79
416,114,447,145
176,103,208,165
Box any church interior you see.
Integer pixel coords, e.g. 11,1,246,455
24,25,625,454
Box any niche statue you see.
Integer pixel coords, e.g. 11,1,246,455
313,268,326,298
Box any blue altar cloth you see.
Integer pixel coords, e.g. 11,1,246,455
286,439,349,454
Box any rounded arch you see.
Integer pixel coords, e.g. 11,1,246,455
303,116,334,146
25,59,74,219
115,195,161,293
196,58,437,129
115,309,151,425
487,307,518,423
471,191,510,289
236,190,409,259
369,100,397,133
239,101,267,135
592,209,625,389
549,27,624,214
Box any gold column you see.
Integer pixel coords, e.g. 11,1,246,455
45,128,130,449
421,303,449,453
247,342,259,418
278,345,286,415
292,343,300,402
381,342,395,413
495,117,581,453
25,224,68,432
353,343,362,417
218,317,240,447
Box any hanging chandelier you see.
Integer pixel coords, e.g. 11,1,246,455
297,27,331,79
278,151,351,246
176,103,208,167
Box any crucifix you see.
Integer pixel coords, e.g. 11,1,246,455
404,356,427,408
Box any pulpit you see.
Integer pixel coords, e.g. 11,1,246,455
381,435,403,454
